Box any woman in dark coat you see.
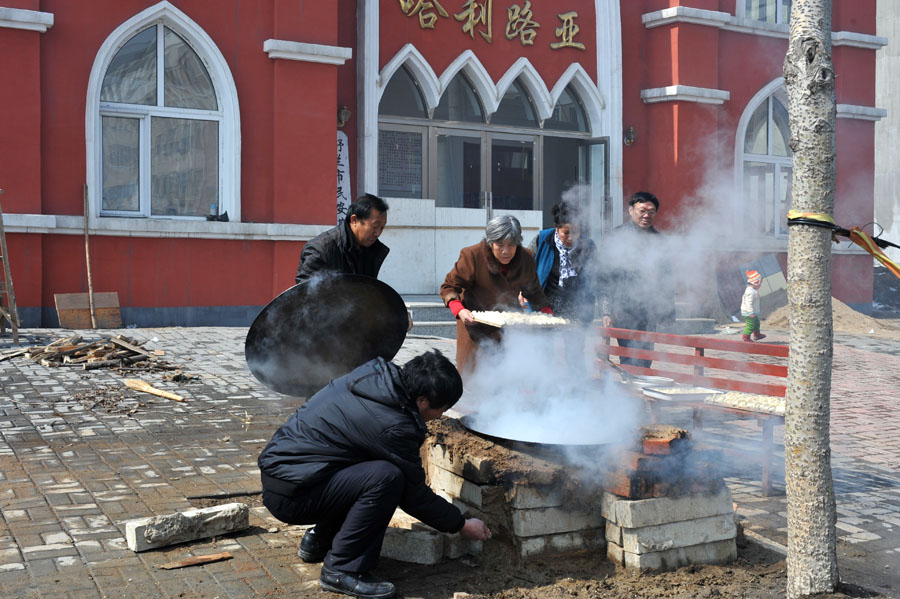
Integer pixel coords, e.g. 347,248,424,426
440,215,551,376
529,201,597,324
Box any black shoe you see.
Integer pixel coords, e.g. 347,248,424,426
297,527,328,563
319,565,396,599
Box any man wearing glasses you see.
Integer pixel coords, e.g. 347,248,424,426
599,191,676,368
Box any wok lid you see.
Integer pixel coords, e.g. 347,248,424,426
245,274,408,396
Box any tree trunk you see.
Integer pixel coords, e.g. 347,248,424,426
782,1,839,597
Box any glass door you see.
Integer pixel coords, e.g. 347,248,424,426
432,129,484,209
488,133,537,212
585,138,610,236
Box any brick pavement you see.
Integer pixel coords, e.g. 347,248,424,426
0,326,898,598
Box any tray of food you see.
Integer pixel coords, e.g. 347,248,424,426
703,391,785,416
471,310,570,328
641,386,724,401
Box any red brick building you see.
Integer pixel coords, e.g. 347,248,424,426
0,0,883,326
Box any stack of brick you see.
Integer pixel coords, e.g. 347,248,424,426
380,508,483,565
425,443,606,559
600,425,737,571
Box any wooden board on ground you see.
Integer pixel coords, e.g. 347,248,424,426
54,292,122,328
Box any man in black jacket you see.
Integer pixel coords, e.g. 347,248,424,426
258,350,490,599
599,191,676,368
295,193,390,284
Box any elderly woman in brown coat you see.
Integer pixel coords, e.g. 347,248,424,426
440,215,552,376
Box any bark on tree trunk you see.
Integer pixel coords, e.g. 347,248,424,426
782,0,839,596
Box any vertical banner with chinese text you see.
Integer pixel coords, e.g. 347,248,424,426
337,130,351,224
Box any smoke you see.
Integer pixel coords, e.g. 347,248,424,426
457,327,641,455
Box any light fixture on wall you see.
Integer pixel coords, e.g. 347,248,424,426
623,126,638,146
337,106,352,128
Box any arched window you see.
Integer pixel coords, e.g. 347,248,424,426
88,3,240,221
432,73,484,123
379,66,427,119
740,88,792,236
492,81,538,128
544,85,588,132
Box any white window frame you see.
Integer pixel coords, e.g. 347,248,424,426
86,1,240,224
736,0,790,26
735,78,793,239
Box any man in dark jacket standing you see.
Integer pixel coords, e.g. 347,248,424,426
599,191,676,368
295,193,390,284
258,350,490,599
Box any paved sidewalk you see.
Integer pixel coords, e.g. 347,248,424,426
0,327,898,598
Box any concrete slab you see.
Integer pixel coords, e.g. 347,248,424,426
124,503,249,552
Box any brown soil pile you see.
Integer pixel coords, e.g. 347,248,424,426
763,296,900,336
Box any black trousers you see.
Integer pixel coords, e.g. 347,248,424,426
617,316,653,368
263,460,404,573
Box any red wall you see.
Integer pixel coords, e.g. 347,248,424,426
0,0,880,320
1,0,345,318
621,0,877,305
379,0,597,91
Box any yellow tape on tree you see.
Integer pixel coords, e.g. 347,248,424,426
786,210,836,225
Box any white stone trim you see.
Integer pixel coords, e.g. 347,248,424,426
832,31,888,50
378,44,441,111
439,50,500,116
640,85,730,105
358,0,379,194
85,1,241,225
642,7,731,30
1,212,331,241
378,47,607,133
642,6,886,48
596,0,623,226
553,63,607,135
263,39,352,65
496,57,554,122
836,104,887,121
0,7,53,32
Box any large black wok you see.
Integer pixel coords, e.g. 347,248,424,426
459,413,622,447
245,274,408,396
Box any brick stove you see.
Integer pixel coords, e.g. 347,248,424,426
424,419,737,572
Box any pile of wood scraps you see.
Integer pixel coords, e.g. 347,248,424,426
0,334,187,375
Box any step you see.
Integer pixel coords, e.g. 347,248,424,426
410,320,457,339
664,318,717,335
406,301,449,323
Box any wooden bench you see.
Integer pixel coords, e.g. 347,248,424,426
595,326,789,496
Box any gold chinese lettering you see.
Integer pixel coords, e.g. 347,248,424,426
399,0,449,30
505,1,540,46
454,0,493,43
550,11,585,50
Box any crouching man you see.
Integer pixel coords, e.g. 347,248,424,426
258,350,491,599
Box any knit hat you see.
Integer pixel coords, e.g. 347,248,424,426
746,270,762,285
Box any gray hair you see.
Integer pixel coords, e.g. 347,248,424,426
484,215,523,245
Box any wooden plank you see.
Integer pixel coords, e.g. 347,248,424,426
54,292,120,310
158,552,233,570
627,368,787,397
55,293,121,329
597,345,788,377
597,326,790,357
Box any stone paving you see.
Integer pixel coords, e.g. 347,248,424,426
0,326,898,598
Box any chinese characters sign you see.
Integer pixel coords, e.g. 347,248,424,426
398,0,585,50
337,131,351,224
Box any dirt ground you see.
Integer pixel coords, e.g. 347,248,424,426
374,540,885,599
195,294,900,599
